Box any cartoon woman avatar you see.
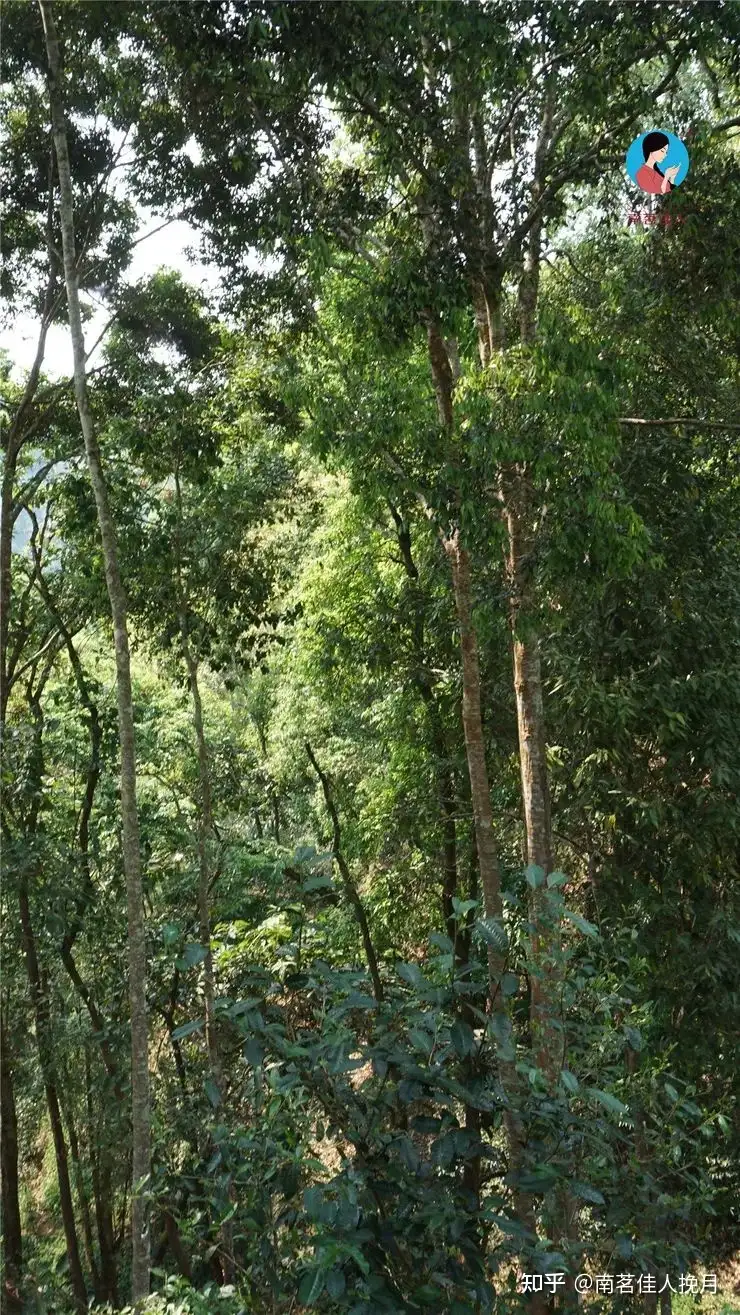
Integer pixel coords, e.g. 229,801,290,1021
635,131,680,194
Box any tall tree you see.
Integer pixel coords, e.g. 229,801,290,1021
37,1,151,1300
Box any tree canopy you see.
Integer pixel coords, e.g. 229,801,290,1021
1,4,739,1315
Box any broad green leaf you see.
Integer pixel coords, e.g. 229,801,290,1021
560,1069,579,1093
182,942,208,967
298,1268,325,1306
525,864,546,889
547,871,568,888
476,917,508,953
573,1181,605,1205
563,909,599,938
587,1087,629,1116
204,1077,221,1108
170,1019,204,1041
450,1020,474,1057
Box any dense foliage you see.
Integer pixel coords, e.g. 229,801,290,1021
1,4,739,1315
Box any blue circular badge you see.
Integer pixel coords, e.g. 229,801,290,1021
625,129,689,194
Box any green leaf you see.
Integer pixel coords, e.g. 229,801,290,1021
429,932,454,953
204,1077,222,1108
489,1012,516,1061
182,942,208,967
573,1181,605,1205
413,1284,444,1305
302,1186,324,1220
484,1212,528,1236
229,998,263,1017
245,1037,263,1068
302,874,334,892
298,1268,325,1305
170,1019,204,1041
397,961,426,988
450,1020,474,1057
451,897,478,917
664,1081,679,1103
624,1026,643,1051
412,1116,443,1134
344,992,377,1010
500,972,519,997
587,1086,628,1116
476,917,508,953
525,864,546,889
560,1069,579,1093
546,871,568,888
325,1269,346,1299
563,909,599,938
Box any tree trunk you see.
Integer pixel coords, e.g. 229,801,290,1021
85,1046,119,1307
444,530,545,1271
305,742,384,1003
387,505,460,945
18,880,88,1312
0,449,19,732
177,615,236,1284
62,1092,102,1301
39,2,151,1300
444,533,505,946
179,627,221,1089
0,223,56,729
0,1017,24,1315
504,489,559,1081
421,313,547,1312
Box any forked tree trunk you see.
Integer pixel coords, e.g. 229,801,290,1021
38,1,151,1300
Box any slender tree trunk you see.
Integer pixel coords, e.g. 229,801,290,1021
0,450,19,732
0,201,56,729
507,77,561,1088
62,1092,102,1301
504,487,559,1081
179,628,221,1089
0,1017,23,1315
18,880,87,1312
388,505,460,943
427,713,459,944
421,314,547,1312
39,2,151,1299
85,1046,118,1306
305,742,384,1003
509,79,575,1289
444,530,544,1254
30,567,126,1097
163,1211,192,1281
444,534,504,944
178,621,236,1284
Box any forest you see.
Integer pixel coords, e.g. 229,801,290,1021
1,3,739,1314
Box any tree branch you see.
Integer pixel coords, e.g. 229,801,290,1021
305,741,384,1002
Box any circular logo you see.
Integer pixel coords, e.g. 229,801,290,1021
625,129,689,195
